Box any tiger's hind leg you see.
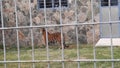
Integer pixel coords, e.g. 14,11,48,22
58,40,68,49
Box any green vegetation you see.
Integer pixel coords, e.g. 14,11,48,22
0,45,120,68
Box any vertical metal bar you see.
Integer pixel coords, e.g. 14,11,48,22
119,0,120,37
108,0,114,68
99,1,102,38
14,0,20,68
110,22,114,68
75,0,80,68
45,26,50,68
29,0,35,68
91,0,96,68
52,0,54,9
92,24,96,68
93,24,96,68
59,0,65,68
44,0,50,68
1,0,7,68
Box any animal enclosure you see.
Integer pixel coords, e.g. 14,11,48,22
0,0,120,68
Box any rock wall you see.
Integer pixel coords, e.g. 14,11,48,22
0,0,100,47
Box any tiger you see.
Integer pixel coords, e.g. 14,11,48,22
42,28,68,48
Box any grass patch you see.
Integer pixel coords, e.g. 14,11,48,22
0,44,120,68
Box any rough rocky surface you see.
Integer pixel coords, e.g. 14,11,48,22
0,0,100,47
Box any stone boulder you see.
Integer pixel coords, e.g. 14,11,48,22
0,0,100,47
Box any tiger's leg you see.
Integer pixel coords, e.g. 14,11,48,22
57,38,62,49
63,35,69,48
63,41,69,48
48,36,55,46
58,38,68,49
56,35,65,49
42,35,46,47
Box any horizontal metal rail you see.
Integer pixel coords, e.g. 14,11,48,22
0,21,120,30
0,59,120,63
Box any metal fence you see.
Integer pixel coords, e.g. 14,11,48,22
0,0,120,68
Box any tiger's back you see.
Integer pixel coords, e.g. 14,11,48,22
42,28,68,48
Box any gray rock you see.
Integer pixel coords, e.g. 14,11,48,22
0,0,99,47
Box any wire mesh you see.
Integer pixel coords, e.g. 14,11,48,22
0,0,120,68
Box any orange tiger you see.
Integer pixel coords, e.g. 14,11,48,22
42,28,68,48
